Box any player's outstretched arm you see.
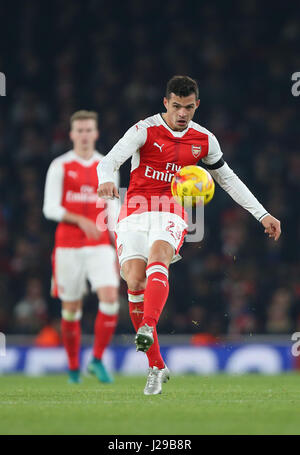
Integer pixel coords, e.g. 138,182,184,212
209,163,282,241
202,133,281,241
260,214,281,241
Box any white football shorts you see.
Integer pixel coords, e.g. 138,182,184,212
51,244,119,301
115,211,188,277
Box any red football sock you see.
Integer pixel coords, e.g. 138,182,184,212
147,329,165,369
93,302,119,360
142,262,169,328
128,290,145,332
128,289,164,370
61,318,81,371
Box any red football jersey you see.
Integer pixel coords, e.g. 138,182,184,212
97,114,222,223
43,151,119,248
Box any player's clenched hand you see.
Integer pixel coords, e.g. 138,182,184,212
261,214,281,241
97,182,119,199
77,216,101,240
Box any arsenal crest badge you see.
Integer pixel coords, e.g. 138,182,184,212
191,145,202,158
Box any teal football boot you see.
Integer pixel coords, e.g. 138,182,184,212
87,358,113,383
68,369,82,384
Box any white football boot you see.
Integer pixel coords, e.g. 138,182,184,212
144,365,170,395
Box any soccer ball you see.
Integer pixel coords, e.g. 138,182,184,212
171,165,215,207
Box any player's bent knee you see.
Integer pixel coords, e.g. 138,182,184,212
97,286,118,303
62,300,82,313
148,253,170,266
126,277,147,292
122,259,147,291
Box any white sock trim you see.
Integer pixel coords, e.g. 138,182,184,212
61,309,82,321
99,301,119,316
128,293,144,303
146,265,169,279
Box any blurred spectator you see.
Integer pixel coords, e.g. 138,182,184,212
265,288,294,334
13,278,48,334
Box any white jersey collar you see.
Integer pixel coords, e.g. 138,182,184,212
158,113,191,137
69,150,99,166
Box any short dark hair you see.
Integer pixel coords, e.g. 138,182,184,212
166,75,199,100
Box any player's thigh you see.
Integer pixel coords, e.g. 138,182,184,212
148,212,188,265
54,248,86,301
85,245,119,292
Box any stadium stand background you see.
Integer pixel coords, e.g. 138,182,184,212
0,0,299,342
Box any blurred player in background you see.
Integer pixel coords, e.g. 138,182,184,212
97,76,281,395
43,110,120,384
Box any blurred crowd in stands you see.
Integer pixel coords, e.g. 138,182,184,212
0,0,299,341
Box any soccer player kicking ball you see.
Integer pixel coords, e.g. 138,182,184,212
43,110,120,384
97,76,281,395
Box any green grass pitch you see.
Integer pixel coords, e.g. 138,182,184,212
0,373,300,435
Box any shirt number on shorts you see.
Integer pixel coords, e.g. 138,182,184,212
166,221,181,241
